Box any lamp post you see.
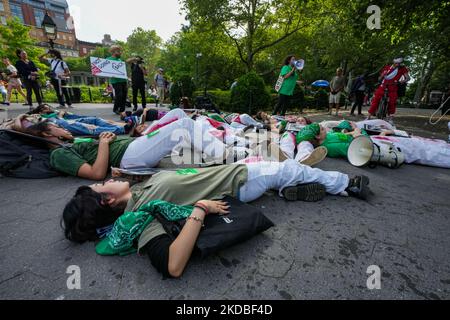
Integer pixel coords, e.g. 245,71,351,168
41,11,57,49
195,53,202,87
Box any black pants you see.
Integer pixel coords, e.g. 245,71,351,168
51,78,72,106
273,94,291,116
351,91,365,115
132,83,146,109
23,78,42,106
112,82,128,113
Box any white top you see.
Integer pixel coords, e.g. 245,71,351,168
6,64,18,75
48,58,69,77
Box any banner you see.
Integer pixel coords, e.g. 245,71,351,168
90,57,127,79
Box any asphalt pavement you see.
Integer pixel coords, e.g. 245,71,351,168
0,103,449,300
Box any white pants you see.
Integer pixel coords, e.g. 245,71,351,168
371,136,450,169
239,160,350,202
143,108,188,135
232,114,265,129
121,118,227,169
279,132,315,162
196,116,248,146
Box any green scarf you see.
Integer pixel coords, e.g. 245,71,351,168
333,120,353,132
296,123,320,144
96,200,194,256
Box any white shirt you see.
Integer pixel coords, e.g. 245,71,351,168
6,64,18,75
48,58,69,77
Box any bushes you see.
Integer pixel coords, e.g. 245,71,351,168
169,76,196,106
230,72,271,115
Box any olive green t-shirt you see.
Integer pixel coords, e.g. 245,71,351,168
50,137,134,176
279,65,298,96
128,165,249,251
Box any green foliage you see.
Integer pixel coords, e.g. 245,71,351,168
0,17,48,77
231,72,271,114
169,75,196,106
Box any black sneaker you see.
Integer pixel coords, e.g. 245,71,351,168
243,125,255,132
282,183,327,202
346,175,370,200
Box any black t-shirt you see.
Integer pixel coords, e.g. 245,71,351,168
133,108,159,122
143,234,173,279
15,60,38,79
131,63,145,85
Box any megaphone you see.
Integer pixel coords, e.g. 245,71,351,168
293,59,305,71
347,136,405,169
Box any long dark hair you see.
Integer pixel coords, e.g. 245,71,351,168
62,187,125,243
49,49,63,60
26,121,52,137
283,55,295,66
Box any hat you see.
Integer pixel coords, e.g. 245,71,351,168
393,57,404,64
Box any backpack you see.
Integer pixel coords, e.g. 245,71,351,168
0,130,61,179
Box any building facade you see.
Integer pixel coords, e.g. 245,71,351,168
3,0,79,57
78,40,100,57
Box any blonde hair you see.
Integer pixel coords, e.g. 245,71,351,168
109,45,122,54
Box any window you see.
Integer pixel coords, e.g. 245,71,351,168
9,2,24,23
62,34,66,40
0,16,6,25
0,3,5,12
82,48,87,54
68,36,72,41
34,8,45,26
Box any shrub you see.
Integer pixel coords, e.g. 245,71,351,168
230,72,271,115
169,76,196,106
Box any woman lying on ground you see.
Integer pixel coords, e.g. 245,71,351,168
25,118,250,180
62,160,371,278
297,122,450,168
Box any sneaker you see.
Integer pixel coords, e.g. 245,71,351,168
282,183,327,202
58,105,67,109
67,105,74,109
346,175,370,200
3,102,10,106
300,146,328,167
268,142,288,162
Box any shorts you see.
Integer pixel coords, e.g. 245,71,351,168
329,92,342,104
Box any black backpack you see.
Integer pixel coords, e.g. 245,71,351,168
0,130,61,179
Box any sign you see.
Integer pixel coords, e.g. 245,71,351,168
90,57,127,79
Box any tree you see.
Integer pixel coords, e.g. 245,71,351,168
0,18,47,76
125,27,162,74
181,0,321,71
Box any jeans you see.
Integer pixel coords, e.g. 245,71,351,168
54,117,125,136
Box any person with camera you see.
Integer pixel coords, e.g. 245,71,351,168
127,56,148,111
273,55,302,116
39,49,72,109
15,49,42,107
2,57,28,106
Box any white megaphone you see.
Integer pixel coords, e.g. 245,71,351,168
293,59,305,71
347,136,405,169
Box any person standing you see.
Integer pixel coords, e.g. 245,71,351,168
328,68,346,116
127,56,148,111
15,49,43,107
2,57,28,106
154,68,166,107
350,74,367,116
39,49,72,109
273,55,300,116
107,45,128,115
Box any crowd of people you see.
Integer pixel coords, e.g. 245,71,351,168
1,50,448,280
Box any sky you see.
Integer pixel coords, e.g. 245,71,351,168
66,0,186,43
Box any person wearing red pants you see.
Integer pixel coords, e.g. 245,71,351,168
368,57,410,122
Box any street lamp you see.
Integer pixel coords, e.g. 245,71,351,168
195,53,202,87
41,11,57,49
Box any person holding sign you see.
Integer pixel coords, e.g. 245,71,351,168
107,45,128,115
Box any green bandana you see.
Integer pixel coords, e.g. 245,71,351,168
333,120,353,132
208,114,226,123
296,123,320,144
96,200,194,256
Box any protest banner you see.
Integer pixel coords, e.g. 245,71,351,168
90,57,127,79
